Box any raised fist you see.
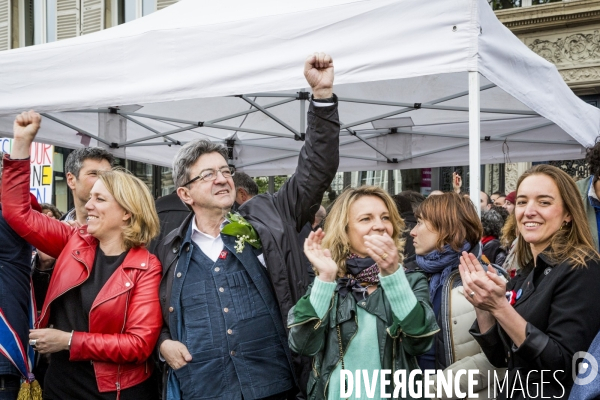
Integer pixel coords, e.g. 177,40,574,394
13,110,41,143
304,52,334,99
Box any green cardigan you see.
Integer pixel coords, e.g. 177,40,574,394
576,175,599,251
287,268,439,400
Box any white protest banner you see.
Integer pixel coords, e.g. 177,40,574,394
1,138,54,204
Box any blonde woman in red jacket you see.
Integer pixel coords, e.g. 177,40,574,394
2,111,162,400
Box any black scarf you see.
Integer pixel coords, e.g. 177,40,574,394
336,256,380,302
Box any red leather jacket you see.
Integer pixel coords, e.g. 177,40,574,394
1,156,162,393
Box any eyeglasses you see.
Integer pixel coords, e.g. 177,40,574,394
181,166,236,187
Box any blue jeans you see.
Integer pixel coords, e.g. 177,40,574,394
0,375,19,400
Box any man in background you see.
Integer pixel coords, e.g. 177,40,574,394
61,148,114,224
232,172,258,210
491,191,506,207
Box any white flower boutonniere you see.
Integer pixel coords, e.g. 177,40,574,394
221,212,262,253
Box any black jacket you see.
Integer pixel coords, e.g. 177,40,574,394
471,252,600,399
154,98,340,348
148,192,190,254
401,211,416,259
482,238,506,266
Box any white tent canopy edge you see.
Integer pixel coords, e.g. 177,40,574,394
0,0,598,205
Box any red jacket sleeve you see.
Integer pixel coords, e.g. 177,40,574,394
1,155,73,259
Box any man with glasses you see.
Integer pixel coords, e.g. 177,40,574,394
154,53,339,400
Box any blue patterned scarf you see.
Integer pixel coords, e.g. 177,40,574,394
416,242,471,301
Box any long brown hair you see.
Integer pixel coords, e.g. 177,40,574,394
415,192,482,252
501,212,518,248
322,186,405,277
515,164,598,268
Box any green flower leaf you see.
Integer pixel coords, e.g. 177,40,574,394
221,212,262,252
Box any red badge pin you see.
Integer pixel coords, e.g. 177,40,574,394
219,250,228,259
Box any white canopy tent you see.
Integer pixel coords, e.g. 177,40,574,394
0,0,598,206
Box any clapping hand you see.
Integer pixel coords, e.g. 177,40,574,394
458,252,507,313
364,232,399,276
304,229,338,282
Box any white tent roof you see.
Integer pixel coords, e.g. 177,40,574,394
0,0,597,176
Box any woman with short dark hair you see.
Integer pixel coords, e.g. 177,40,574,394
406,192,501,398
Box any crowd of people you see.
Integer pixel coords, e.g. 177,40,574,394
2,52,600,400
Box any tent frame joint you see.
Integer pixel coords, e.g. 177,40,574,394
226,139,235,160
297,91,310,101
294,133,305,141
110,142,119,149
387,158,398,164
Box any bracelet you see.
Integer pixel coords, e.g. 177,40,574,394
68,330,74,350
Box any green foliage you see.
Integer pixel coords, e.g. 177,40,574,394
253,176,289,194
221,212,261,252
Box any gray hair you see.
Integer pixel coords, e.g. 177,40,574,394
65,147,114,179
232,172,258,196
172,140,228,188
481,208,505,238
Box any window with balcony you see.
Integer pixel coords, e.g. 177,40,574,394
489,0,564,10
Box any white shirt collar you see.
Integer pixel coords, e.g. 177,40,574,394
191,216,229,239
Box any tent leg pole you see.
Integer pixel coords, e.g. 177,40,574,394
469,71,481,218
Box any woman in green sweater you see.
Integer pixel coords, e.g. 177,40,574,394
288,186,438,400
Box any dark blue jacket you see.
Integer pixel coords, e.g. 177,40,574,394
0,204,33,377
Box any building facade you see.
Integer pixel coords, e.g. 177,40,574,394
0,0,180,213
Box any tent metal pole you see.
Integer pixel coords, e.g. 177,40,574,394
206,98,295,124
118,125,198,147
40,113,113,147
240,95,301,139
65,109,112,113
241,93,297,98
486,138,580,146
124,142,183,147
337,97,538,116
340,83,497,130
395,121,556,162
377,128,579,145
119,111,200,125
469,72,481,217
203,123,295,139
239,141,381,161
121,114,179,145
342,123,396,163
